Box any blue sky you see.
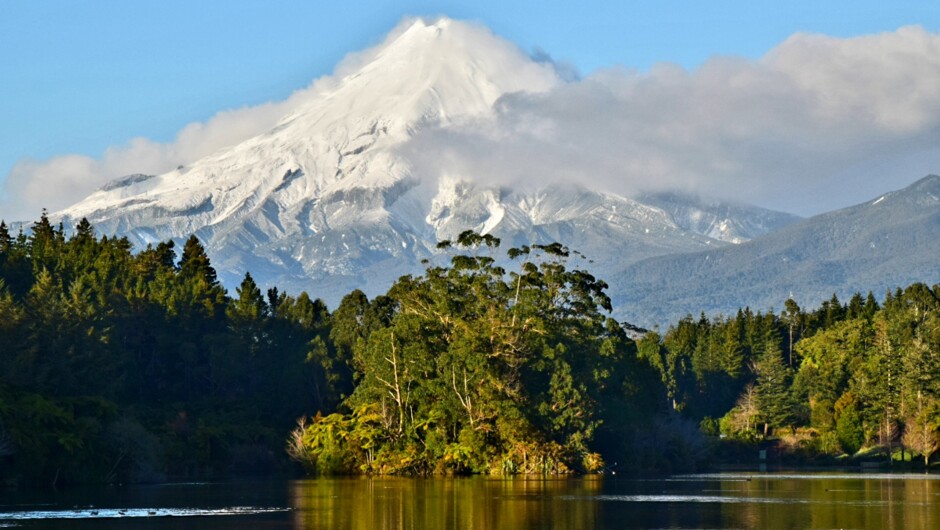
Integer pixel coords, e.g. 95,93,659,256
2,1,939,217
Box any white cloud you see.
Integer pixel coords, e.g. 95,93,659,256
404,25,940,214
4,22,940,220
0,99,294,221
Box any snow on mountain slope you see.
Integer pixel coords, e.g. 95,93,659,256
62,19,558,224
638,192,802,244
54,17,786,306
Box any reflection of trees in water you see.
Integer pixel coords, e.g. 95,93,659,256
290,477,602,530
733,475,939,530
288,476,940,529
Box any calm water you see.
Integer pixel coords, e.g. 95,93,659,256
1,473,939,529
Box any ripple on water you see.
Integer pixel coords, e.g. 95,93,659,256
671,473,940,481
0,506,290,521
560,494,809,504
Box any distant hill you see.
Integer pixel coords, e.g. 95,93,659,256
613,175,940,326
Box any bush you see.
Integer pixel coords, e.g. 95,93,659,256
700,416,720,437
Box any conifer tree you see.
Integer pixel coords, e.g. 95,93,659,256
230,272,266,321
179,235,217,286
754,341,797,435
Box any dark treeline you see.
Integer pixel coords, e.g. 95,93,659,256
0,215,343,487
2,215,938,487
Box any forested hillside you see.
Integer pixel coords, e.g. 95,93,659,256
1,215,938,488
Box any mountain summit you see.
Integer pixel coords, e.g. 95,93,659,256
56,18,791,306
62,18,559,230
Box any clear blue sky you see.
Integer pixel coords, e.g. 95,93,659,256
2,0,938,204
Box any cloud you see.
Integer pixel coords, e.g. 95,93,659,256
529,47,581,82
4,23,940,220
0,99,295,222
403,25,940,214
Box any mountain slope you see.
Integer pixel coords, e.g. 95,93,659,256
51,18,795,307
59,18,560,235
638,192,801,244
614,175,940,326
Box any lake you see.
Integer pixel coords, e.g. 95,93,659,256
1,472,938,529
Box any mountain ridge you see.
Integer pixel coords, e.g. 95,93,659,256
613,174,940,326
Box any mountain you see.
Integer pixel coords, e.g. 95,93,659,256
52,18,793,306
638,192,801,244
614,175,940,326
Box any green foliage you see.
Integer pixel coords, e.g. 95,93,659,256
289,233,657,475
795,319,872,406
754,341,800,434
834,392,864,454
644,280,940,466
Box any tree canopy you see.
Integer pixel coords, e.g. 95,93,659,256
2,216,940,487
288,233,660,474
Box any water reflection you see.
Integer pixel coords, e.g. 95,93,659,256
1,474,938,529
289,474,940,530
679,473,940,530
291,476,602,530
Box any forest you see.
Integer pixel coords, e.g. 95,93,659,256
0,215,938,487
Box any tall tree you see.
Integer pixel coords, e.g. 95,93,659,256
179,235,217,286
782,298,803,366
754,341,797,435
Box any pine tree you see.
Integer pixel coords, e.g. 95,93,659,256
719,316,745,379
74,217,94,241
855,313,904,460
230,272,266,321
754,340,797,436
0,221,11,255
179,235,217,286
823,293,845,327
846,292,865,320
782,298,803,367
863,291,879,319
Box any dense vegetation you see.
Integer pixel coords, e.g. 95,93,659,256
637,287,940,465
1,214,938,487
0,215,342,487
286,232,661,475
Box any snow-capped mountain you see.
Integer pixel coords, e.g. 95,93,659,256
55,18,789,305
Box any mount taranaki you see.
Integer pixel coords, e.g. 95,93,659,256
44,18,935,325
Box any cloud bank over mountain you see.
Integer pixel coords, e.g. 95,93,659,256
404,25,940,214
3,19,940,220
